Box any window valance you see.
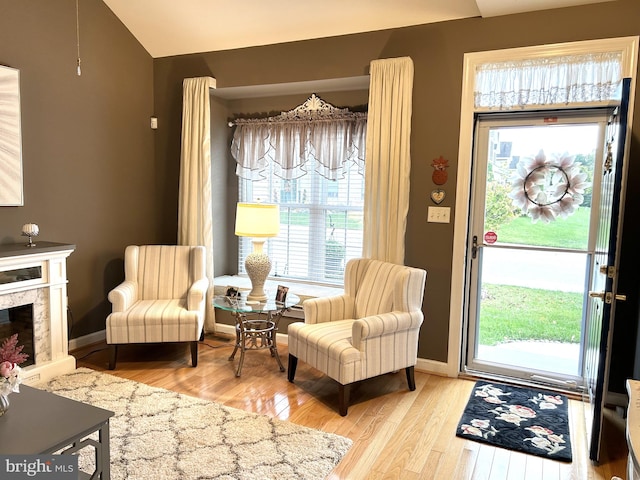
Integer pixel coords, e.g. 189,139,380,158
475,51,623,109
231,94,367,181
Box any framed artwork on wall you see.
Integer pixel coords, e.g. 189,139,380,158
0,65,23,206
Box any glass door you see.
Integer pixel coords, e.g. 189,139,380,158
464,110,610,389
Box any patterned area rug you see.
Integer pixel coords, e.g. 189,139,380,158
39,368,352,479
456,381,572,462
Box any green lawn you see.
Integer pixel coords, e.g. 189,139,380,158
478,284,582,346
280,209,362,229
495,207,590,250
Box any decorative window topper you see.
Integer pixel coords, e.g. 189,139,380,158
509,150,590,223
231,94,367,181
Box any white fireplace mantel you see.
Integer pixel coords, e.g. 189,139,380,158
0,241,76,384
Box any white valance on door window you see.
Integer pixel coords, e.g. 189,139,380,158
475,51,623,109
231,94,367,181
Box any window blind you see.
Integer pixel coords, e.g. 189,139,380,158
239,157,364,284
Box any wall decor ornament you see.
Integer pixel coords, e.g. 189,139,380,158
21,223,39,247
0,65,23,206
431,156,449,185
431,189,446,204
508,150,590,224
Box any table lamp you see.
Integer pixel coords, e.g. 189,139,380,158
235,202,280,301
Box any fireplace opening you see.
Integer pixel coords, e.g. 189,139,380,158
0,304,35,367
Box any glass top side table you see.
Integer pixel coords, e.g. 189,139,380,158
213,292,300,377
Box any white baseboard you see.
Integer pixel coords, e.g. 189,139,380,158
69,329,106,351
23,355,76,386
415,357,452,377
69,327,626,405
212,323,235,337
69,325,453,379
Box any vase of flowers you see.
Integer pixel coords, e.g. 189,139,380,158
0,333,28,415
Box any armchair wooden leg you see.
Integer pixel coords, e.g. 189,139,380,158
108,345,117,370
406,366,416,391
338,383,350,416
190,341,198,367
287,354,298,382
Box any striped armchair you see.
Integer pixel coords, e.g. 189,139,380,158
106,245,208,369
287,258,427,415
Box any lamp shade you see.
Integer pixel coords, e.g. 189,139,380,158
235,203,280,238
21,223,39,236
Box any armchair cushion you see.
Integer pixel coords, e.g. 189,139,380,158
288,319,362,384
106,299,203,343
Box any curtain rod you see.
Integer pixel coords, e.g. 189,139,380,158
228,93,367,127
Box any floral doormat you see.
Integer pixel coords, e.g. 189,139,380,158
456,381,572,462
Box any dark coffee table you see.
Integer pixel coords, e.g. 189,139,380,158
0,385,114,479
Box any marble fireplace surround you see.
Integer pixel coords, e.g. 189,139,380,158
0,242,76,384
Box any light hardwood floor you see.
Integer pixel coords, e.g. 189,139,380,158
71,334,628,479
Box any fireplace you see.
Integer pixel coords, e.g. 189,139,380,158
0,304,35,367
0,242,75,384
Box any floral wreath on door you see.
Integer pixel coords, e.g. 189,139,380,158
509,150,590,223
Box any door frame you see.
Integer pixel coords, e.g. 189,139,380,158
447,36,639,378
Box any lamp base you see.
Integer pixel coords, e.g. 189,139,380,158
245,252,271,302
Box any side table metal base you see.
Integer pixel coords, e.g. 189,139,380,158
213,293,298,377
229,315,285,377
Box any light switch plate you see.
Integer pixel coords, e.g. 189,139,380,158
427,206,450,223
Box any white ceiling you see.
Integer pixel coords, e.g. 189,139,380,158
102,0,616,58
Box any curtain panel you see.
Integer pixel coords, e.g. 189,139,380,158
178,77,216,331
475,51,624,109
363,56,414,265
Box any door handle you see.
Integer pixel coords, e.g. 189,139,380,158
588,291,627,303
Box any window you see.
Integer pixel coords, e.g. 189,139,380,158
232,95,366,284
239,157,364,284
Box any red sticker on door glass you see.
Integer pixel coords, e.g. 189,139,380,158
484,231,497,244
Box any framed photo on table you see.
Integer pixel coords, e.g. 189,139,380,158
276,285,289,303
225,287,241,306
226,286,240,298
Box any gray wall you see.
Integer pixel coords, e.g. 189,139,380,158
0,0,155,338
